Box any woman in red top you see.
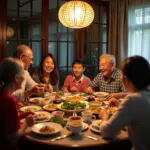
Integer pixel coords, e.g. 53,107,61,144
0,57,34,150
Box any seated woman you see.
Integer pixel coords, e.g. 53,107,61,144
100,56,150,150
0,57,34,150
32,54,59,92
61,58,91,93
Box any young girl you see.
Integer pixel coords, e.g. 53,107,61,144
62,58,91,93
0,58,34,150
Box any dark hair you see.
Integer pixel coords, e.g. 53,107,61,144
39,54,59,85
121,55,150,90
72,58,85,68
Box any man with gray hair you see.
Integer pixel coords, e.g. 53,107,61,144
12,44,53,102
86,54,127,99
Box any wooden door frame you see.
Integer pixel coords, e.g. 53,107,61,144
0,0,7,61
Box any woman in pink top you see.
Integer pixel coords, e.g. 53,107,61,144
61,58,91,93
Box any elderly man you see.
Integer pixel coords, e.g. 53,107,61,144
86,54,127,99
12,44,52,101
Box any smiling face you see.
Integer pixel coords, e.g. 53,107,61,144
19,46,33,70
42,56,55,74
72,63,85,78
99,57,114,78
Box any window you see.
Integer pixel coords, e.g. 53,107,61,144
7,0,42,67
84,3,109,79
48,0,77,88
6,0,109,88
128,5,150,62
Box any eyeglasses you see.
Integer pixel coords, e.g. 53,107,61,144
23,54,33,61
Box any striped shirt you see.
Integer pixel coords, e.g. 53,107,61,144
89,68,125,93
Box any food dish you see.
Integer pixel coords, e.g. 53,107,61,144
66,122,88,131
89,120,102,133
29,97,43,103
34,111,52,122
94,92,109,97
108,106,118,114
20,105,42,112
29,97,51,105
57,101,89,113
62,95,87,101
32,122,63,135
43,104,58,111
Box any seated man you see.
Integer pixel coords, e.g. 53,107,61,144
85,54,127,99
61,58,91,93
12,44,52,102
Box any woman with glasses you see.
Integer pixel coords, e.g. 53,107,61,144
100,56,150,150
0,58,34,150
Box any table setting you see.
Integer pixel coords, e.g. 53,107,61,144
19,91,131,150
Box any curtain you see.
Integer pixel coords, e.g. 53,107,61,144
108,0,128,67
128,0,150,62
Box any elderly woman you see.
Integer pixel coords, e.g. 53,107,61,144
32,54,59,92
0,58,34,150
100,56,150,150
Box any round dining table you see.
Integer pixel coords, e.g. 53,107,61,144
18,93,132,150
19,124,132,150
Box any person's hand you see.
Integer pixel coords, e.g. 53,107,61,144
25,115,35,127
62,88,69,93
44,84,53,93
106,93,121,101
108,98,120,107
106,92,128,101
70,86,78,92
18,102,24,108
30,84,45,96
99,108,109,121
19,111,35,120
85,87,94,94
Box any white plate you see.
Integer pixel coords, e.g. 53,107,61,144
89,120,102,133
49,92,56,96
29,97,51,105
57,101,89,113
66,122,88,131
63,92,71,97
20,105,42,112
43,104,58,111
29,97,44,103
34,111,52,123
32,122,63,135
62,95,87,101
94,92,109,97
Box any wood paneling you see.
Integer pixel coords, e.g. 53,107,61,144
0,0,7,61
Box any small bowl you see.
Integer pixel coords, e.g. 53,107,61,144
87,96,95,102
53,99,62,104
52,111,65,118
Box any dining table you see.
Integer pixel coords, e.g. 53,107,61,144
18,92,132,150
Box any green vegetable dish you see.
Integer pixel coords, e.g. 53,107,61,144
61,101,86,110
50,116,67,127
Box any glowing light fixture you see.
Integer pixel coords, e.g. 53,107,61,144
58,0,95,28
6,26,14,38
